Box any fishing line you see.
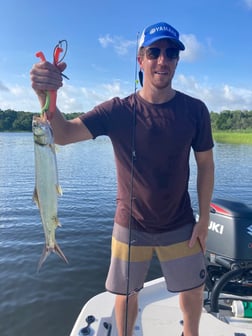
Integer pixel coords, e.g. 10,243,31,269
124,31,139,336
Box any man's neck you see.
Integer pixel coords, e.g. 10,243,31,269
139,87,176,104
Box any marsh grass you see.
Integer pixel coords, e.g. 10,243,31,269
213,131,252,144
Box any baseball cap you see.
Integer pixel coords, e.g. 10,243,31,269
139,22,185,50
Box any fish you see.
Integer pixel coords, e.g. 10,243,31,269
32,115,68,271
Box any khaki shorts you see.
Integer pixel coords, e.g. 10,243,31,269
105,223,206,295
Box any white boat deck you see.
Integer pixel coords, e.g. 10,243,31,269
70,277,252,336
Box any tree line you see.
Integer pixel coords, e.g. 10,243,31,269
0,109,81,132
1,108,252,132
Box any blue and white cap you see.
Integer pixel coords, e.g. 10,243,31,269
139,22,185,50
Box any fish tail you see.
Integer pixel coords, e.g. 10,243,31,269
54,242,69,264
37,243,68,272
37,246,51,272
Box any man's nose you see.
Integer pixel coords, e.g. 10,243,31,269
157,50,168,63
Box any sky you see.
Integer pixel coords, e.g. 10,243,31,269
0,0,252,113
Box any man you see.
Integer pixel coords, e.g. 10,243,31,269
31,21,214,336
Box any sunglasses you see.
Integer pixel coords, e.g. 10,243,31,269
145,47,179,60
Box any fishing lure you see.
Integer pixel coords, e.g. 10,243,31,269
35,40,69,120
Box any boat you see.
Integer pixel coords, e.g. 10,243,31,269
70,199,252,336
70,276,252,336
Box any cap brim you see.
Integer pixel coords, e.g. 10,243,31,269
142,36,185,50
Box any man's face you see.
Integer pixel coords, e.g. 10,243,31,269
138,39,179,90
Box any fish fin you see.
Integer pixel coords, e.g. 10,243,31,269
50,143,59,153
37,243,68,272
33,188,40,208
37,245,51,272
54,242,69,264
56,184,63,196
52,216,61,228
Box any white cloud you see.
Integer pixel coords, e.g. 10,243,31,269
58,81,129,112
102,82,123,97
0,84,38,111
0,81,10,92
99,33,204,61
244,0,252,9
1,76,252,114
98,34,114,48
98,34,136,55
0,80,129,113
180,34,203,62
58,86,84,113
99,33,205,61
175,74,252,112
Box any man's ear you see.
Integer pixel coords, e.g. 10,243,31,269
137,55,143,69
175,56,180,67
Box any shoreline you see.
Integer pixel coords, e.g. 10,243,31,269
1,131,252,145
213,131,252,145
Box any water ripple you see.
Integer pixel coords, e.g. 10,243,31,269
0,133,252,336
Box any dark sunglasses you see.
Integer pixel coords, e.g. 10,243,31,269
145,47,179,60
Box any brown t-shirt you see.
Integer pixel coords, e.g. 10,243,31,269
80,91,214,232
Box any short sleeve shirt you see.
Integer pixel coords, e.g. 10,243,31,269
80,91,214,232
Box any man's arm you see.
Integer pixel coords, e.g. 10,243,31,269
48,108,93,145
189,148,214,250
30,60,93,145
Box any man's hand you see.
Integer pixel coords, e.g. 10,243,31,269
189,218,209,252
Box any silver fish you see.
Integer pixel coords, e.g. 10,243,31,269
32,115,68,271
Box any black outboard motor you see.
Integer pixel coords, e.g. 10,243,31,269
206,198,252,269
204,198,252,314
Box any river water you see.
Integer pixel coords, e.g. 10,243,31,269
0,132,252,336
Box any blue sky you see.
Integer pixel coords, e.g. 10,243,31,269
0,0,252,113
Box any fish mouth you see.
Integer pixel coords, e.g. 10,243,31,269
32,116,53,144
32,123,47,137
32,115,47,125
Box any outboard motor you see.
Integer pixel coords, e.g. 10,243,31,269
204,198,252,314
206,198,252,269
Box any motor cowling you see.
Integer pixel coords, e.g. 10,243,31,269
206,198,252,268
